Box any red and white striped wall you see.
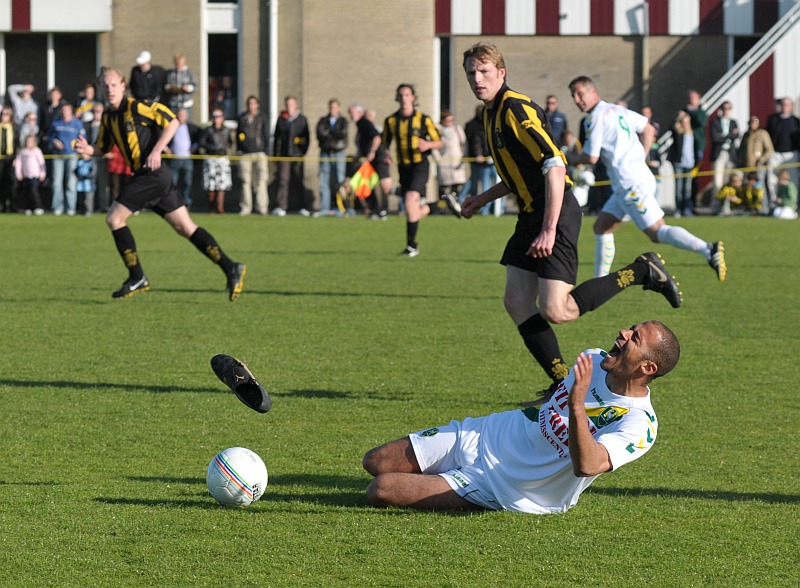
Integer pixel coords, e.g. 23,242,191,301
436,0,798,36
719,20,800,124
0,0,111,32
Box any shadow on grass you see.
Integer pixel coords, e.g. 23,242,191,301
1,378,477,408
98,471,371,510
0,378,218,395
150,287,497,301
588,486,800,504
111,472,475,514
0,480,64,486
126,476,205,485
0,378,419,402
273,388,416,401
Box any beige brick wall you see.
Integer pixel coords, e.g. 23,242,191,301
282,0,438,207
99,1,203,119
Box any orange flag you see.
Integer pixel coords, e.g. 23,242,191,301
349,161,379,199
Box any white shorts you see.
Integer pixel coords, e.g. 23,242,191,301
602,173,664,230
409,418,501,510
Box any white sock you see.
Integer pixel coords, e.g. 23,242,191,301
656,224,709,259
594,233,616,277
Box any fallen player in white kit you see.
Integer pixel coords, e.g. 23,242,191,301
362,321,680,514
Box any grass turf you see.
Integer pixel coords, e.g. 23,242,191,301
0,211,798,587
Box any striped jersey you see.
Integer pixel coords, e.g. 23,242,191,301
96,97,176,172
484,84,571,214
381,109,441,166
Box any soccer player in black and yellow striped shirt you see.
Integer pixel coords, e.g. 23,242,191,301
75,68,246,300
380,84,458,256
461,43,682,401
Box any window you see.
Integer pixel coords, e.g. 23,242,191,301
208,33,238,120
5,34,48,104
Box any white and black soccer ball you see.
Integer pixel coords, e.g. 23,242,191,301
206,447,268,507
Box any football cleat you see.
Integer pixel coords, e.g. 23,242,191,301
637,252,682,309
227,263,246,302
440,191,462,218
708,241,726,282
210,354,272,413
112,275,150,299
400,245,420,257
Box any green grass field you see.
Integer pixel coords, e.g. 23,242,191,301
1,211,798,587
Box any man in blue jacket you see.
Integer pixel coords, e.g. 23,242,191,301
48,103,85,215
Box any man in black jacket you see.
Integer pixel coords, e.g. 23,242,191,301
129,51,165,103
273,95,310,216
316,99,348,216
766,96,800,207
709,101,739,202
236,95,270,215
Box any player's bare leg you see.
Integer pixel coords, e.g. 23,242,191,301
362,437,421,475
366,472,483,510
503,265,540,326
363,438,482,510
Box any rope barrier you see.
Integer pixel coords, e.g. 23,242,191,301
2,152,799,187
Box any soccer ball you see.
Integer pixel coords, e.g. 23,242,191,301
206,447,268,507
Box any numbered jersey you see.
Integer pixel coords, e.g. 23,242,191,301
580,100,651,192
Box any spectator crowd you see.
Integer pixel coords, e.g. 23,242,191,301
1,49,798,221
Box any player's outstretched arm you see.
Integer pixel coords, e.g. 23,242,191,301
462,181,507,219
568,353,612,477
74,135,100,158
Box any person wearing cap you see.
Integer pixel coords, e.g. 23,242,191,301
129,50,166,103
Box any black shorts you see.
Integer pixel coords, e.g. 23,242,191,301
398,161,429,198
500,191,582,285
373,158,390,180
117,166,184,216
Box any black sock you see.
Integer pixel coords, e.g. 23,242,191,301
570,259,648,315
112,226,144,280
190,227,234,274
406,221,419,248
517,314,569,383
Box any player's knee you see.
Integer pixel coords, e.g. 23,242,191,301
105,214,124,231
365,475,394,507
170,222,193,238
504,290,531,319
362,447,383,477
539,300,570,324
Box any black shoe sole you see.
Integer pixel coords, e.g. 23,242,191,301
210,354,272,413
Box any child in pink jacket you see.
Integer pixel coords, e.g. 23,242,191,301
14,134,46,215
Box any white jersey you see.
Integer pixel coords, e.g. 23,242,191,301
479,350,658,513
581,100,652,192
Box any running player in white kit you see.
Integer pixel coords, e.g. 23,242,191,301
568,76,726,283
